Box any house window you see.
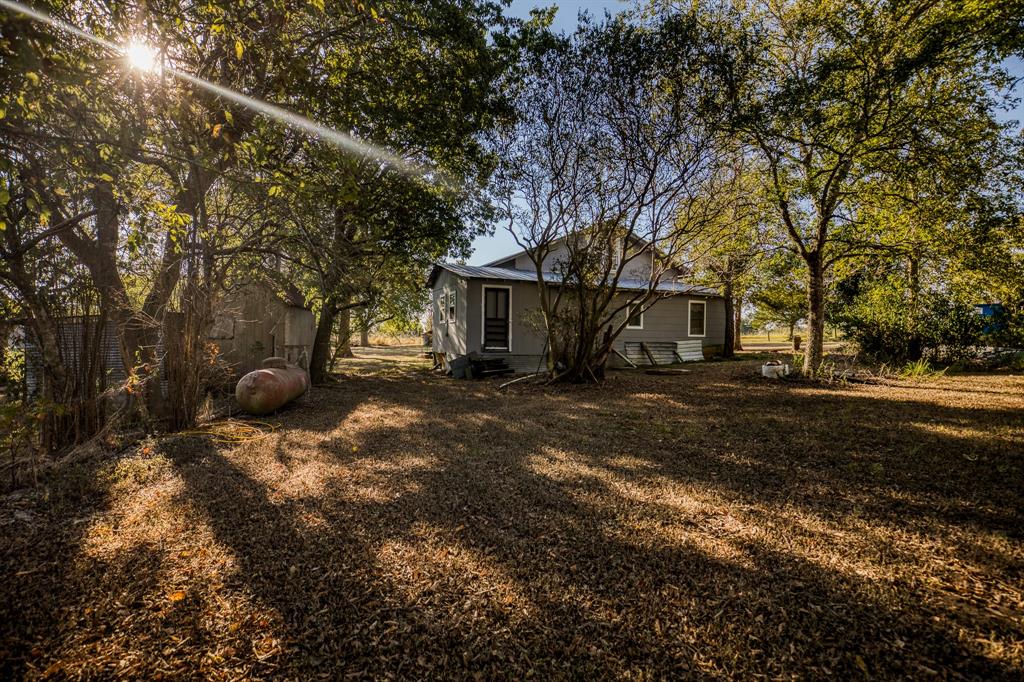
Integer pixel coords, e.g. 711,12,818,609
448,290,457,322
689,300,706,337
438,292,446,323
626,304,644,330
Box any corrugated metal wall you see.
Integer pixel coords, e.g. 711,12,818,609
24,318,125,398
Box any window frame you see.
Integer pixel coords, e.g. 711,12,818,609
688,299,706,338
438,291,447,323
447,289,457,323
625,303,644,330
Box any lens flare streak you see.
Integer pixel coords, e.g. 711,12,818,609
0,0,435,181
167,68,430,179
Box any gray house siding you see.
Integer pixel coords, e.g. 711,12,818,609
464,279,548,371
432,275,549,369
510,243,676,282
432,272,725,372
431,269,468,357
610,295,725,367
513,247,563,272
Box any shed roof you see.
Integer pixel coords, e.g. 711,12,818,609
427,263,720,297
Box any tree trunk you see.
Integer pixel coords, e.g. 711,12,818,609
337,308,354,358
309,301,337,384
803,251,826,373
733,294,744,351
788,323,795,341
359,326,369,347
722,279,735,359
907,251,923,360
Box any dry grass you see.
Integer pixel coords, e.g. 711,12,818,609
360,333,425,348
2,350,1022,679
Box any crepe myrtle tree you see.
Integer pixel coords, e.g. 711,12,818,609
494,16,732,382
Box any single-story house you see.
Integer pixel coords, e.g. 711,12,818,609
427,242,725,373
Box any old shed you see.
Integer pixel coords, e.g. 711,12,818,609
210,282,315,377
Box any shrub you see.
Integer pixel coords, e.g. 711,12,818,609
922,294,988,362
0,343,25,401
836,285,984,364
985,305,1024,348
898,358,946,380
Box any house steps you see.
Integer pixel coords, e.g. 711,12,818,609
447,353,514,379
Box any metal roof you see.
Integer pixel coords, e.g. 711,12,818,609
427,262,720,296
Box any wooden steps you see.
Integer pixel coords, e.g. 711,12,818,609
472,356,514,378
446,353,514,379
478,367,515,377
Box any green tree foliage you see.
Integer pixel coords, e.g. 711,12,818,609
834,274,986,363
687,159,771,355
749,251,806,339
1,0,513,447
257,0,512,383
717,0,1024,373
351,260,431,346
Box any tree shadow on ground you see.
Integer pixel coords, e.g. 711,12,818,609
0,453,129,676
4,360,1022,677
154,364,1022,676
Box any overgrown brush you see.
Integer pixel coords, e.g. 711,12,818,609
888,358,947,380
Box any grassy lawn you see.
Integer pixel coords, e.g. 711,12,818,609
2,351,1022,678
739,333,845,352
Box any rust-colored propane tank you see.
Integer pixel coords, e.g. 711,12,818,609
235,357,310,415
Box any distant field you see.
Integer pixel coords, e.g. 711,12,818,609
361,333,425,347
741,332,844,343
740,333,845,352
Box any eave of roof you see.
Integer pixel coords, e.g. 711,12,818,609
427,262,721,297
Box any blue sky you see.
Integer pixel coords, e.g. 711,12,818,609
467,1,1024,265
469,2,624,264
507,0,625,32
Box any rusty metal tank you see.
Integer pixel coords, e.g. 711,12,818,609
235,357,310,415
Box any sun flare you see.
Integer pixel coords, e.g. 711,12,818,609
125,41,160,73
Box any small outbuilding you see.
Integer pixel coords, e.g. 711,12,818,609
20,281,315,398
210,281,315,377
